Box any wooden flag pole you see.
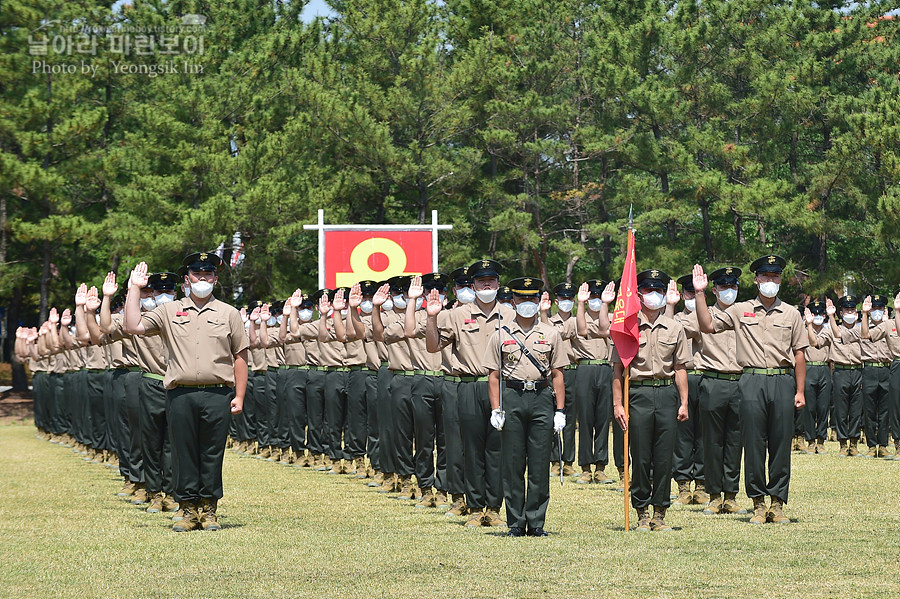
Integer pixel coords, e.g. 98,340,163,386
623,366,630,531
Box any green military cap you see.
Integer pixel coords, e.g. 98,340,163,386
808,299,827,315
249,299,265,309
466,259,503,280
299,295,315,308
148,272,179,291
182,251,223,272
676,274,694,293
749,255,786,275
358,280,380,296
710,266,742,286
497,285,513,302
838,295,858,309
176,265,188,278
506,276,543,297
636,269,670,290
387,275,411,295
422,272,449,291
552,282,576,298
449,267,473,287
870,294,888,307
583,279,607,295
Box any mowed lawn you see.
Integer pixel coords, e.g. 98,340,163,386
1,421,897,599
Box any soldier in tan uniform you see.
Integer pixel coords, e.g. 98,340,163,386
275,291,310,466
857,294,892,457
285,292,323,467
124,253,249,532
801,300,832,454
693,256,808,525
483,278,567,537
611,270,691,532
541,283,576,478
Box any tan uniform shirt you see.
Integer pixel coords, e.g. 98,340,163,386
861,319,893,362
435,302,517,377
82,343,107,370
673,310,700,370
382,309,414,371
140,297,249,389
106,314,140,368
317,317,347,368
263,325,284,368
710,297,808,368
132,332,167,376
610,312,692,381
359,314,388,365
249,342,268,373
483,319,568,380
548,313,576,364
564,313,611,362
692,305,741,374
804,325,830,363
817,325,861,366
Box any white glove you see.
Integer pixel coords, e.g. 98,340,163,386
490,408,505,431
553,411,566,432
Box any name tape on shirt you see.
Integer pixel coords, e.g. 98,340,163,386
465,318,477,324
743,312,757,318
176,311,189,317
503,339,518,346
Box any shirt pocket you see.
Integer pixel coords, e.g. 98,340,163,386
771,322,792,347
530,344,553,370
170,318,192,337
500,345,520,368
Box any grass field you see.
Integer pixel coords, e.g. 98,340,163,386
1,421,898,599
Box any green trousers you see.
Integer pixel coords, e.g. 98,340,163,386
166,386,232,503
832,368,862,441
739,373,795,502
698,376,742,496
139,376,173,495
376,367,394,472
672,373,703,482
550,368,576,464
305,369,327,456
890,361,900,440
574,363,613,467
803,365,832,442
628,385,678,510
412,374,445,491
501,386,553,530
861,365,890,447
458,380,503,510
442,377,466,495
389,373,415,476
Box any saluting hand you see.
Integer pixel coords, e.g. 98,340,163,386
692,264,708,293
408,275,423,300
372,284,390,308
577,283,590,304
240,307,248,323
318,294,331,316
49,307,59,324
825,298,836,316
348,283,362,309
665,280,680,306
74,283,87,307
426,288,442,316
290,289,303,308
539,291,551,313
282,300,292,316
804,308,813,325
601,281,616,304
249,306,261,323
129,262,150,289
862,295,872,314
894,292,900,311
86,287,101,311
102,272,118,297
259,304,271,322
332,289,346,311
60,309,72,327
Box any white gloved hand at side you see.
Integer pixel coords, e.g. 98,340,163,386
490,408,505,431
553,411,566,432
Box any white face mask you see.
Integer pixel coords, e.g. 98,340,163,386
557,299,574,313
871,310,884,322
641,291,665,311
182,284,190,296
276,315,284,325
456,287,476,304
267,316,277,327
717,288,738,306
415,297,424,310
298,308,313,322
500,302,513,310
94,314,101,324
475,288,498,303
758,282,779,298
140,296,157,311
155,292,175,305
684,299,696,312
438,293,446,305
392,295,407,309
360,300,374,314
843,312,858,325
515,301,539,318
340,309,348,317
191,280,214,299
244,320,251,329
812,315,825,326
587,298,603,312
382,299,394,312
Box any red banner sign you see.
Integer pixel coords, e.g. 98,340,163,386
324,230,433,289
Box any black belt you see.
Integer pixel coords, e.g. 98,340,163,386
505,379,549,392
699,370,741,381
630,378,673,387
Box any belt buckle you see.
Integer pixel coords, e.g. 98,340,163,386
524,380,536,391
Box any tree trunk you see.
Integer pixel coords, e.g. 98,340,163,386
700,198,713,260
732,208,745,247
8,285,28,391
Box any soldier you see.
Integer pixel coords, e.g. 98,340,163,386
124,253,249,532
611,269,691,532
247,301,271,458
801,300,832,454
259,302,290,463
276,290,310,466
482,279,566,537
693,256,807,525
425,260,512,528
285,292,323,467
541,282,577,478
668,274,706,506
858,295,892,457
883,294,900,460
691,267,745,515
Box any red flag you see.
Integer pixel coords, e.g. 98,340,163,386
610,229,640,370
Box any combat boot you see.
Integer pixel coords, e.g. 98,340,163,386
146,492,164,513
483,507,505,527
893,440,900,461
749,497,767,524
635,507,651,532
849,438,860,457
616,467,628,493
199,499,221,531
828,429,837,442
267,447,281,462
594,465,612,484
650,506,672,531
342,459,355,475
877,445,891,458
315,455,330,471
327,458,342,474
576,468,593,485
172,502,201,532
161,495,179,512
721,493,748,514
435,490,450,509
864,445,877,458
562,461,576,476
674,480,693,505
550,462,560,476
766,496,789,524
445,494,468,518
369,471,383,487
378,473,396,493
464,509,484,527
415,487,436,509
279,448,292,464
816,438,826,454
354,458,368,478
838,440,849,457
131,484,149,505
805,440,816,454
117,481,136,497
397,475,414,500
258,445,271,460
702,493,723,515
692,480,710,505
791,435,802,451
